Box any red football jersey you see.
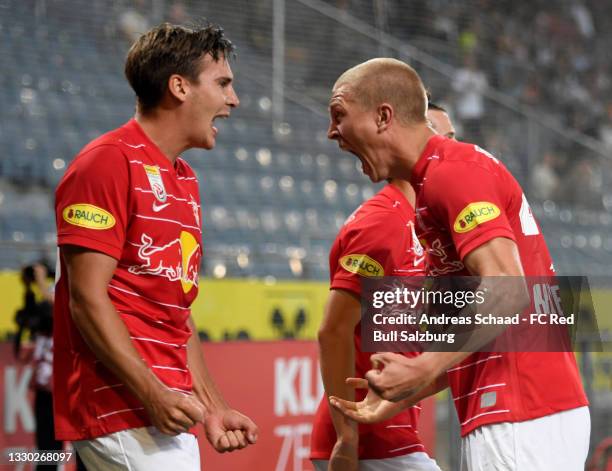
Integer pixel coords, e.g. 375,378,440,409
310,184,428,460
411,135,588,436
54,119,202,440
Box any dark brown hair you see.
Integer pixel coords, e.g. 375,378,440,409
426,91,447,113
124,22,235,113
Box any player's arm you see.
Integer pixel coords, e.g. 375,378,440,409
186,315,227,413
318,288,360,469
407,237,530,382
335,237,530,416
186,316,258,452
63,245,204,435
366,237,531,401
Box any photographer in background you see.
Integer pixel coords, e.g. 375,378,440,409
14,263,54,360
14,262,85,471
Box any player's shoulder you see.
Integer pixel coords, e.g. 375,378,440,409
439,139,500,165
340,186,411,240
430,139,508,181
345,184,414,227
72,124,134,168
359,185,412,218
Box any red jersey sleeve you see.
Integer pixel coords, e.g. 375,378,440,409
330,211,410,297
426,160,516,260
55,144,129,260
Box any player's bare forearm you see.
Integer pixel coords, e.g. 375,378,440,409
429,277,530,359
318,289,361,442
186,316,228,414
184,318,259,449
318,323,357,440
421,237,530,362
399,372,449,407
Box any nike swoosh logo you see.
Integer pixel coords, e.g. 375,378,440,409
413,256,425,266
152,202,171,212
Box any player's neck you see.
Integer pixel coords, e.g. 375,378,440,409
134,110,189,166
389,179,416,206
388,124,435,180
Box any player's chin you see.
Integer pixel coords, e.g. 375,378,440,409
199,135,216,150
361,161,382,183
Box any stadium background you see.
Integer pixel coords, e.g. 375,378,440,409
0,0,610,469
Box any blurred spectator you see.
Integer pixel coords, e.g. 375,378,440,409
571,2,595,39
556,157,603,208
118,0,151,43
245,0,272,51
388,0,433,40
530,152,560,201
453,55,487,143
167,0,189,25
599,102,612,152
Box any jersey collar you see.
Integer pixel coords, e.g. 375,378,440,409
124,119,179,175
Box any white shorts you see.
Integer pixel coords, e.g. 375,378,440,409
460,406,590,471
73,426,200,471
312,452,442,471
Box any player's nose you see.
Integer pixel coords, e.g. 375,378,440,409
327,121,339,140
226,86,239,108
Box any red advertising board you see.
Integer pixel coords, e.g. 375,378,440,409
0,341,435,470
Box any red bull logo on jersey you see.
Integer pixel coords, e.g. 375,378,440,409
62,204,115,230
427,238,465,276
453,202,501,233
129,231,200,293
340,254,384,277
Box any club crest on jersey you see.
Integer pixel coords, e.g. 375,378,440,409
340,254,384,277
454,202,501,233
143,164,167,202
62,203,115,230
409,222,424,256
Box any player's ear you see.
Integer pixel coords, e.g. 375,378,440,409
168,74,189,103
377,103,393,132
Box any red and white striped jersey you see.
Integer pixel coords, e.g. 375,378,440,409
411,135,588,436
310,184,428,460
54,119,202,440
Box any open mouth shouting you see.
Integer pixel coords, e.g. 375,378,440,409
211,113,229,136
337,139,375,180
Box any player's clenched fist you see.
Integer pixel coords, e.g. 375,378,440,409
204,408,258,453
365,352,434,402
143,387,205,436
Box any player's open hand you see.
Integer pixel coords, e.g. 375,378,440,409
365,352,433,402
145,387,205,436
204,408,258,453
329,378,407,424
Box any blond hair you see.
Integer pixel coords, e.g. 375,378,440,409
335,58,427,125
